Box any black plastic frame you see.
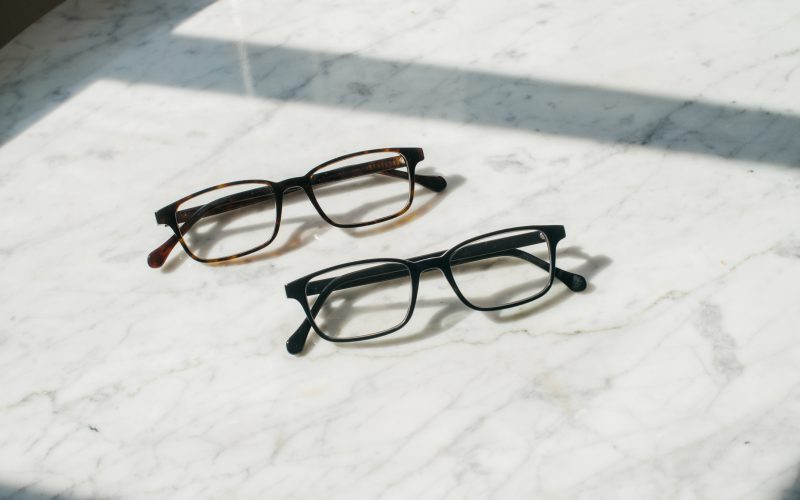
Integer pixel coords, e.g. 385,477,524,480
147,147,446,268
284,225,587,355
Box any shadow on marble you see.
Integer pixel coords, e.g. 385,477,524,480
783,468,800,500
292,295,468,357
0,483,87,500
323,247,612,353
342,174,465,239
159,213,324,273
3,1,799,168
118,38,800,168
485,247,612,323
0,0,216,144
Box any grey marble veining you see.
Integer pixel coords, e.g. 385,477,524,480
1,0,799,499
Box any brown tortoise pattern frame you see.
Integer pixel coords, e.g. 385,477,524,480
147,147,447,268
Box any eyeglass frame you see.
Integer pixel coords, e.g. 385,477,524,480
147,147,447,268
284,225,588,355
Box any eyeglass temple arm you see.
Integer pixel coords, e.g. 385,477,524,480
148,159,447,268
285,234,587,354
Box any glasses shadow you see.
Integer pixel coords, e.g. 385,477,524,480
0,483,92,500
332,247,612,352
784,468,800,500
332,297,470,351
6,2,800,169
292,296,469,357
158,170,459,272
342,174,466,238
484,247,612,323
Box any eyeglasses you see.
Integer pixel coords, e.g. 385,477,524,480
147,148,446,268
284,226,587,354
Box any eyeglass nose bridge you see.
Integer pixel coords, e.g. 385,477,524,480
409,254,454,284
276,176,311,194
409,254,465,299
411,254,448,272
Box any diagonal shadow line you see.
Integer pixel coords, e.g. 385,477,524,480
1,5,798,168
100,35,800,168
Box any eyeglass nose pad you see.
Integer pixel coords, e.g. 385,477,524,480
286,320,312,355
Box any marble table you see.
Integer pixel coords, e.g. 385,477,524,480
1,1,799,498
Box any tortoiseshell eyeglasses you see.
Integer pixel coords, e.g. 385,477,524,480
147,148,446,268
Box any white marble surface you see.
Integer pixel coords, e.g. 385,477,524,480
1,0,800,498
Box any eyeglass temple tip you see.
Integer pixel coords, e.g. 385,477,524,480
147,235,179,269
417,174,447,192
286,321,311,355
555,267,587,292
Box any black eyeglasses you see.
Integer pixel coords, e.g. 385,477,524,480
147,148,446,268
284,226,587,354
